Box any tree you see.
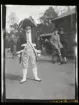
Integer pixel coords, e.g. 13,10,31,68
8,12,19,35
8,12,18,25
53,6,76,16
10,23,19,32
39,7,58,25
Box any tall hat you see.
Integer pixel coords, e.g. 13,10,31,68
19,17,37,29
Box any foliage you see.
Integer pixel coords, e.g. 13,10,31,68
8,12,19,35
39,7,58,25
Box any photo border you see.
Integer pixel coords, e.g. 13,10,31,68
1,4,78,103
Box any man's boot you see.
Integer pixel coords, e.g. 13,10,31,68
32,67,42,82
20,68,27,83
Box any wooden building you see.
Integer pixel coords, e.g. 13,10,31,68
52,8,76,32
52,8,76,58
40,8,77,58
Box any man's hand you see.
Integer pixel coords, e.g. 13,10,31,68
21,44,27,47
35,49,41,53
32,43,36,47
16,50,24,54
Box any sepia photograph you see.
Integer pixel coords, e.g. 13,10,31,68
1,5,78,102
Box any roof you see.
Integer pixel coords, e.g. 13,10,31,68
52,8,76,21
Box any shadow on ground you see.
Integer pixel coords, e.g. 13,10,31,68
5,73,41,82
5,74,21,81
37,59,75,64
67,83,75,87
37,59,52,63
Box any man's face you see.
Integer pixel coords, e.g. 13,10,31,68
54,30,58,35
25,27,31,33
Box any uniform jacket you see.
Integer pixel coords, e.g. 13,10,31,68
16,29,41,52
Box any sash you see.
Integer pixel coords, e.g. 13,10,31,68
28,41,38,57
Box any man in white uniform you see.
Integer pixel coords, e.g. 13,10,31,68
19,26,41,83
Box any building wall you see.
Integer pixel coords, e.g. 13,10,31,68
53,13,76,32
52,14,76,58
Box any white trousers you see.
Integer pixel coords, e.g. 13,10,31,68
21,49,38,79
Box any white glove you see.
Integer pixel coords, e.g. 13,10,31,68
21,44,27,47
16,50,24,54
